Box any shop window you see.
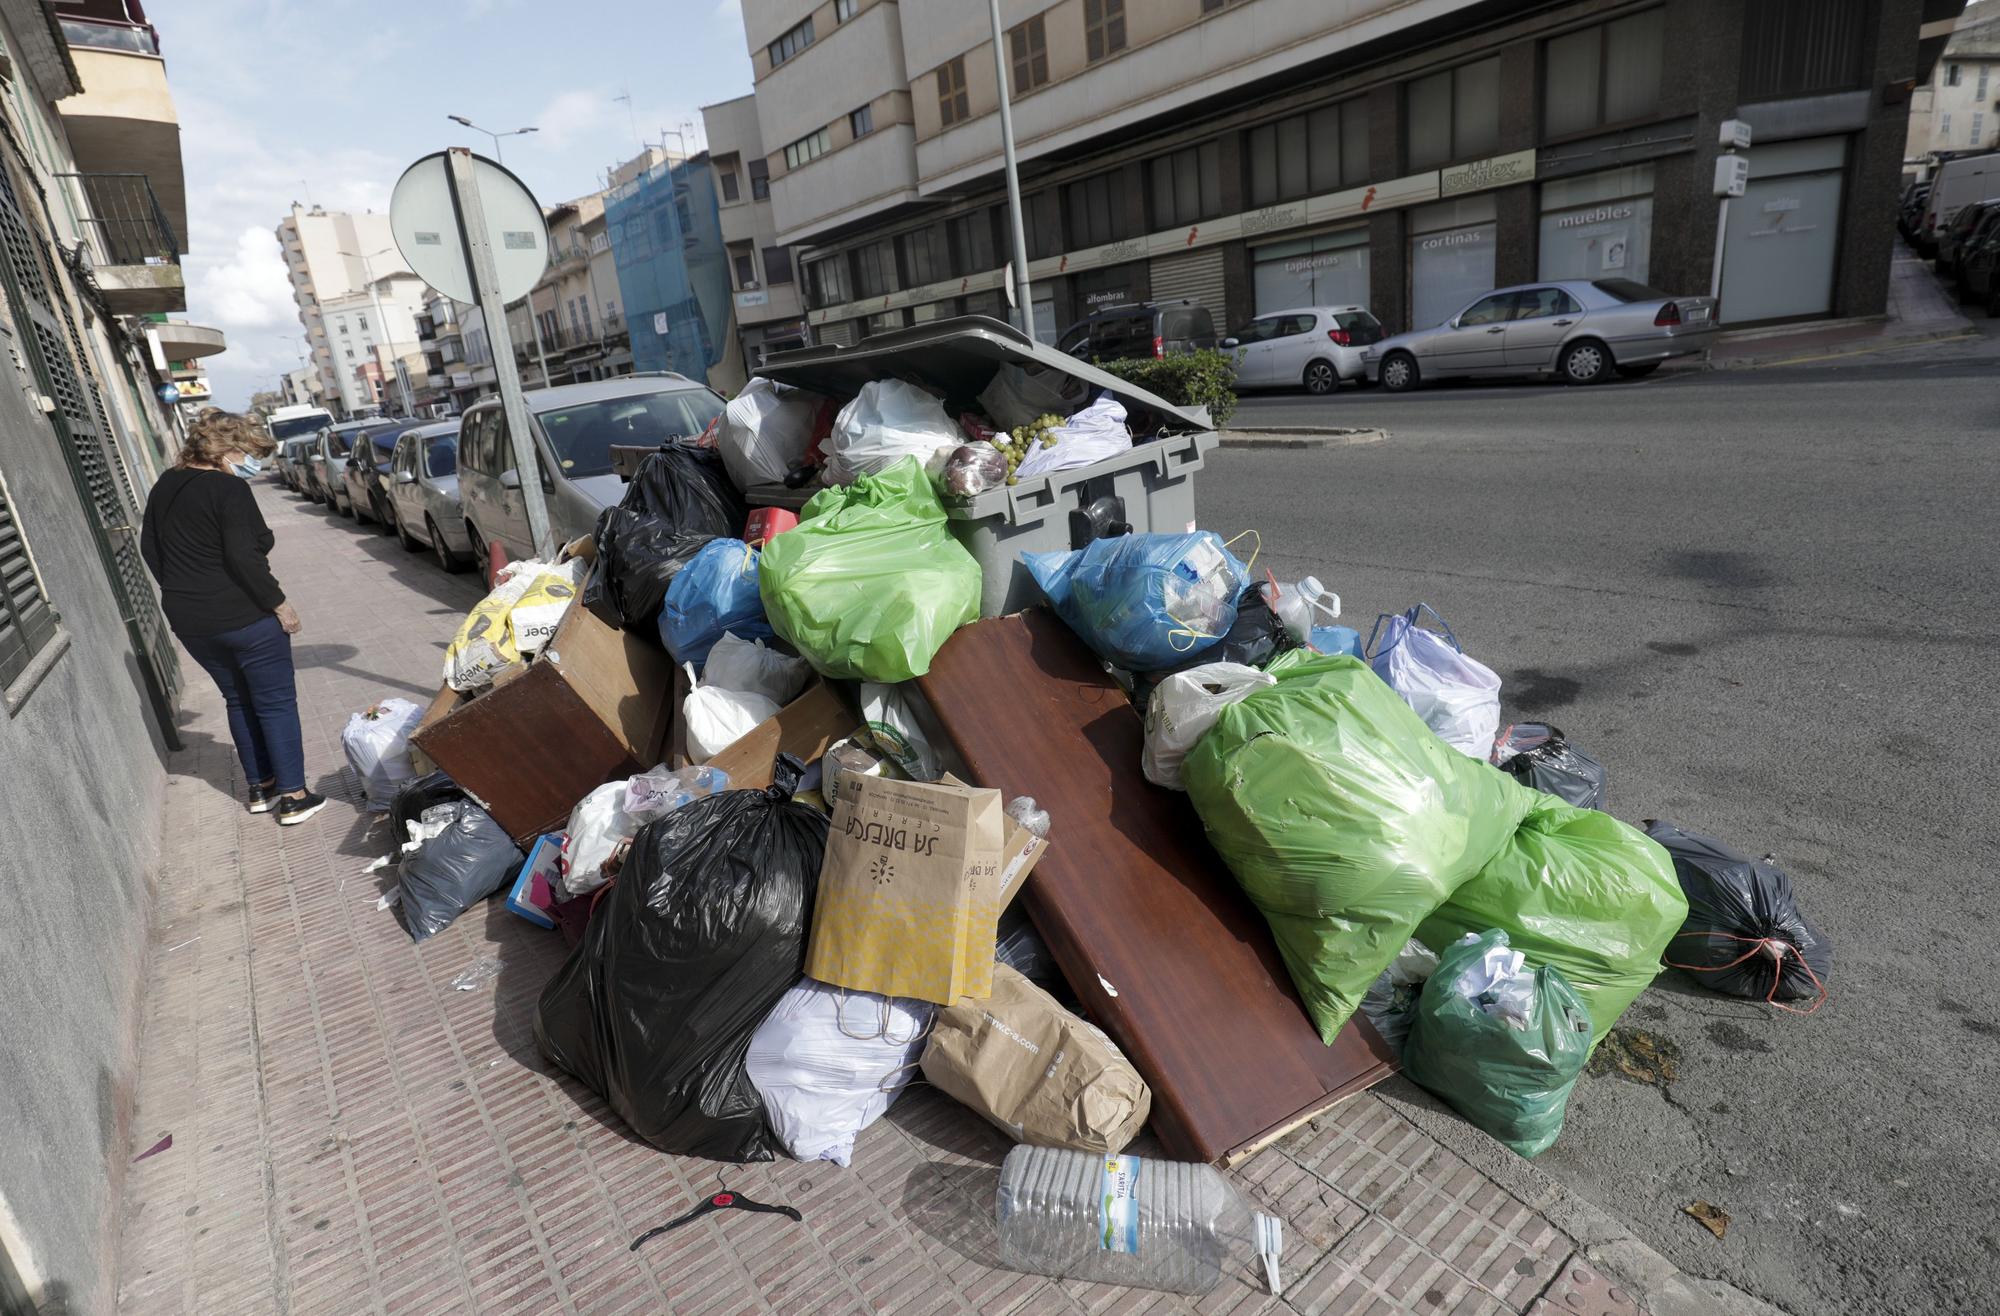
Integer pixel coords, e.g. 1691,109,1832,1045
1741,0,1868,100
854,240,899,297
1025,189,1062,259
1150,142,1222,229
1010,14,1049,92
763,246,794,284
0,469,58,692
1065,174,1126,249
748,159,769,200
1407,58,1500,169
1085,0,1125,63
1408,195,1498,328
1248,100,1368,207
1251,228,1370,313
948,208,998,272
865,309,906,335
938,56,970,127
768,16,814,68
1544,11,1665,139
899,229,943,286
1538,164,1654,284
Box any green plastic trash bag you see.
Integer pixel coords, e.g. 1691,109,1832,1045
758,457,981,683
1403,930,1591,1157
1183,650,1537,1043
1416,797,1686,1046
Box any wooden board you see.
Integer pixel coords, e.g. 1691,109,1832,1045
918,611,1396,1164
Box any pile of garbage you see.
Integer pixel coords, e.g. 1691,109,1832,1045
336,326,1831,1299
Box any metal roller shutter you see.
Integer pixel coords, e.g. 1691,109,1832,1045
1149,247,1228,325
816,320,859,348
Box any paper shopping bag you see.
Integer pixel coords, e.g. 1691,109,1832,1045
807,773,1005,1004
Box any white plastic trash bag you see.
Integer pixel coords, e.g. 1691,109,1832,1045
979,363,1078,431
684,661,782,761
704,632,811,707
747,979,933,1166
1015,395,1133,481
826,380,961,484
1367,605,1501,758
721,377,820,489
342,698,425,810
561,780,638,898
1142,664,1276,791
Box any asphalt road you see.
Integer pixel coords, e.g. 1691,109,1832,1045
1204,325,2000,1315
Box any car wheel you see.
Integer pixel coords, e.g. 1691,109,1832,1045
1302,359,1339,395
1615,362,1660,380
1379,351,1420,393
1559,339,1612,385
430,518,467,572
372,493,395,534
464,521,489,582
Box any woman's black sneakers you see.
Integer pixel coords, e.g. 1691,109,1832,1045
275,790,329,826
247,783,277,814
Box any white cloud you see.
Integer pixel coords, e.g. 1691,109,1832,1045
197,226,296,330
713,0,743,29
532,90,610,150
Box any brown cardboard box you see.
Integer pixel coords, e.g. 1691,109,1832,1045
682,680,857,790
410,600,677,846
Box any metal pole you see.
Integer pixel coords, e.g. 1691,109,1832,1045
358,257,415,415
1709,195,1730,303
526,295,554,386
446,149,555,560
988,0,1036,340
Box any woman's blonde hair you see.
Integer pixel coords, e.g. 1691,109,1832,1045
176,408,276,469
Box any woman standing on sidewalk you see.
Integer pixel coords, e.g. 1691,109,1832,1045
141,408,328,825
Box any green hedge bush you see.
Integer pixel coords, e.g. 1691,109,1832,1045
1095,350,1239,429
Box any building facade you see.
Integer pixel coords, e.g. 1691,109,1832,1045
739,0,1964,343
605,153,736,385
273,204,416,417
703,93,809,373
1904,7,2000,167
504,191,635,389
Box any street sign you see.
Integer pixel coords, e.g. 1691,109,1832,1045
1713,155,1750,199
389,151,550,304
1719,119,1753,151
389,149,555,558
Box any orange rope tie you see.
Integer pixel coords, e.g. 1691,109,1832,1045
1664,931,1829,1016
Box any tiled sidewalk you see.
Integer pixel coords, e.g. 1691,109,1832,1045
114,481,1643,1316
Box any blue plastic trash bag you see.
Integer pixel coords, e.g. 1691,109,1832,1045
1310,624,1362,659
660,538,774,667
1025,532,1248,672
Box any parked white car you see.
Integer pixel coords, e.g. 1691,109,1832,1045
1222,306,1385,394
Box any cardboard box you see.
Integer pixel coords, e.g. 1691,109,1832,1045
677,680,857,791
410,600,677,846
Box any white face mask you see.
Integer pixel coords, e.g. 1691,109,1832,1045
228,453,262,479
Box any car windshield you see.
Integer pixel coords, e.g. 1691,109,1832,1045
537,390,724,479
270,415,327,441
1091,315,1153,360
1591,279,1672,303
426,438,457,477
326,431,352,456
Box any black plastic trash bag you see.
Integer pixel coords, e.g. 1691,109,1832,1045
1492,723,1607,811
534,758,826,1160
625,441,746,537
995,908,1058,986
1645,820,1831,1006
398,801,524,943
389,769,463,840
582,507,714,630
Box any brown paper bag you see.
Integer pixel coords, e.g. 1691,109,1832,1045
806,774,1004,1005
921,964,1151,1154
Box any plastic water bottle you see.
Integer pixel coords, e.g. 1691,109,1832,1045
1005,795,1051,839
1269,575,1342,646
1297,576,1341,624
995,1145,1283,1297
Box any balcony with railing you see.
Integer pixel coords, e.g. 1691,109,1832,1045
53,2,186,252
512,310,629,362
61,171,184,313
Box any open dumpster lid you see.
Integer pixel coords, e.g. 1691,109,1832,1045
758,314,1214,432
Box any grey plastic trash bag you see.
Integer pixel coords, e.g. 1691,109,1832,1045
398,801,524,942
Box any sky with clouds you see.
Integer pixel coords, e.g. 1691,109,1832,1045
169,0,755,408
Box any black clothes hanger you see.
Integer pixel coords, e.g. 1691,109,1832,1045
629,1186,803,1252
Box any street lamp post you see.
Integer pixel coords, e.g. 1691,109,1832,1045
987,0,1037,340
340,246,416,415
446,115,538,165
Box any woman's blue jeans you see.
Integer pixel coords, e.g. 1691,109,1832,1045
179,613,306,794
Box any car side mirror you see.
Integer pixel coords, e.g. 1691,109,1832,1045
498,468,521,490
1221,337,1240,348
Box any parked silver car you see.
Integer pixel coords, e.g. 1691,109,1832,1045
1365,279,1717,391
1223,306,1385,394
386,421,472,572
307,421,374,508
455,374,726,562
276,436,318,492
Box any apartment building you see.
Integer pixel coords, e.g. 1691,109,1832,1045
273,204,417,416
1905,7,2000,165
317,271,430,415
703,93,810,371
505,191,634,388
605,152,735,386
739,0,1965,343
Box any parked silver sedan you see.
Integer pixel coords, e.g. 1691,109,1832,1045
1364,279,1717,391
385,421,472,572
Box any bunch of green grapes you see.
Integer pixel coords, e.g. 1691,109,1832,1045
988,413,1065,485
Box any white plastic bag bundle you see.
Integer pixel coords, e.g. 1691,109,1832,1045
747,979,933,1166
720,377,820,489
704,632,811,707
1141,664,1276,791
684,661,782,761
979,364,1078,430
342,698,425,810
827,380,961,484
1015,396,1133,481
1368,606,1501,758
1359,938,1442,1056
560,780,640,898
860,681,942,781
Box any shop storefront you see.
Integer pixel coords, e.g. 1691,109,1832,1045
1718,136,1847,324
1252,227,1371,314
1408,196,1497,329
1538,164,1653,284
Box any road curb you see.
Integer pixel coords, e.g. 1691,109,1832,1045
1219,426,1388,448
1658,321,1979,373
1373,1079,1798,1316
